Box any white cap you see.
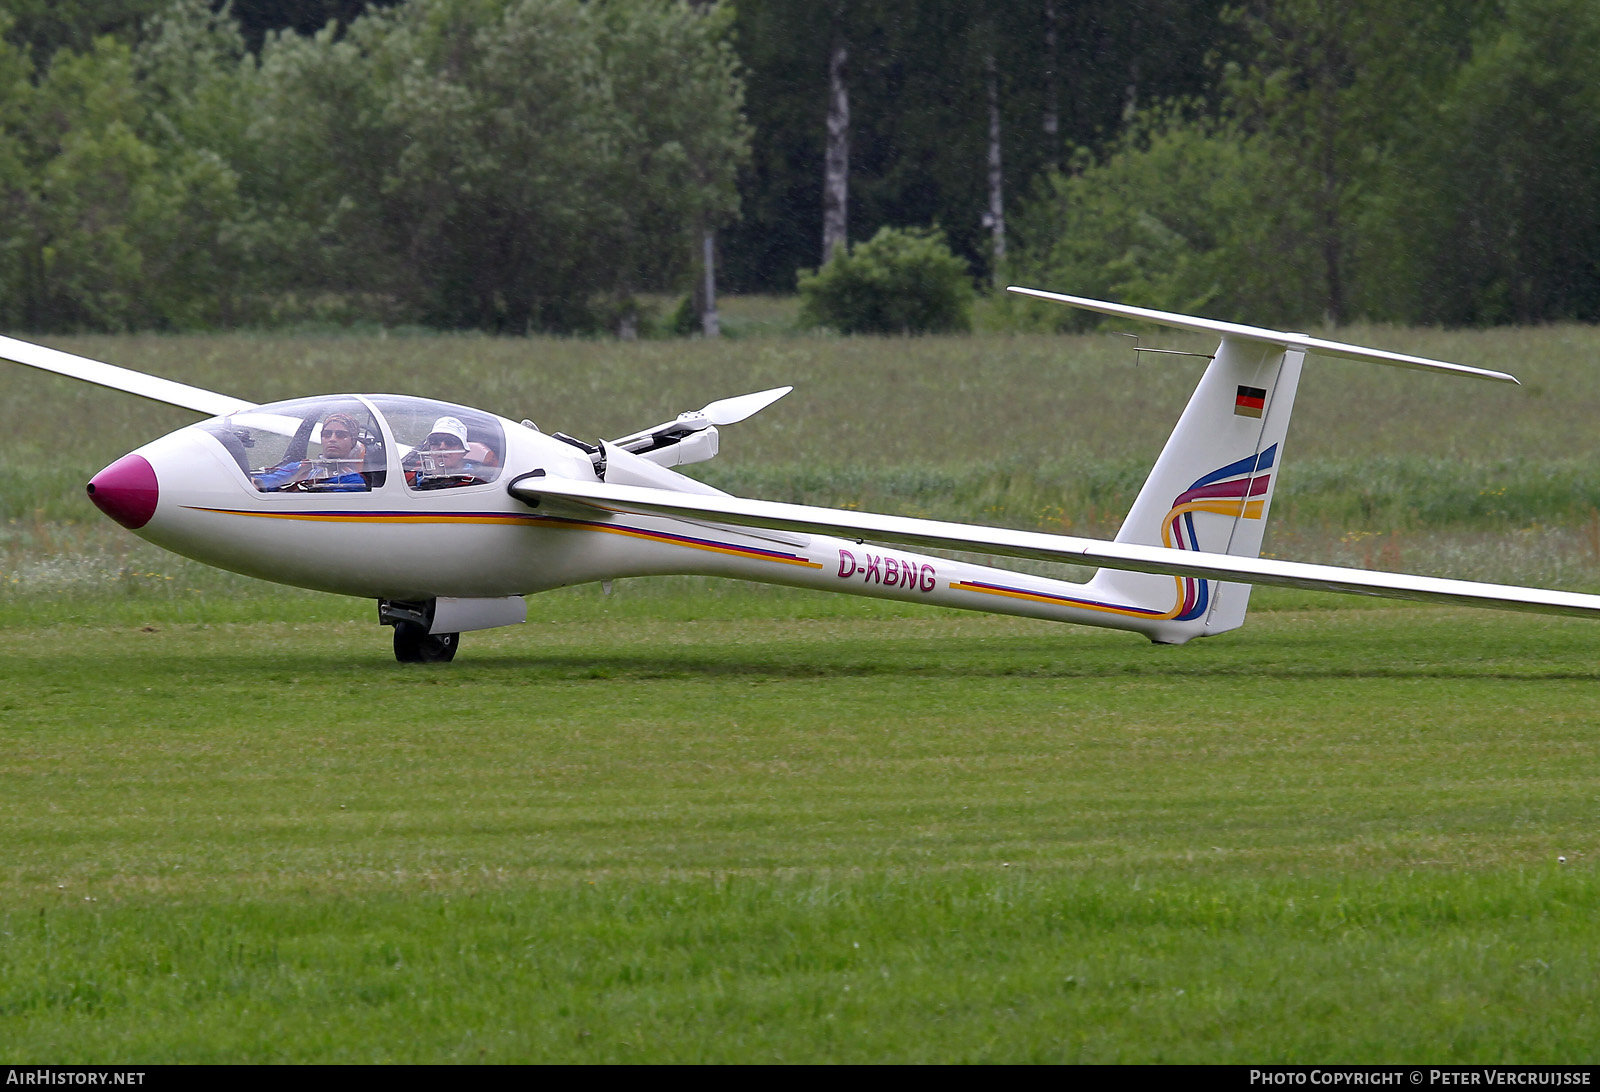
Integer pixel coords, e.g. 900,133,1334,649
426,416,468,450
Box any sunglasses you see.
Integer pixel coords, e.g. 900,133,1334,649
324,429,352,440
424,437,463,450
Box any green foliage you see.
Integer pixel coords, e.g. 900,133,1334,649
232,15,392,312
357,0,625,330
4,0,1600,333
1005,2,1502,330
1005,112,1307,328
0,15,33,310
1218,0,1475,324
268,0,753,333
797,226,974,334
596,0,750,292
723,1,1231,291
1006,0,1600,330
0,0,165,66
666,295,700,337
0,19,245,332
0,0,751,334
1384,0,1600,325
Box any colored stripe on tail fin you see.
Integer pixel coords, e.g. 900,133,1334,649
1007,286,1515,643
1082,339,1304,643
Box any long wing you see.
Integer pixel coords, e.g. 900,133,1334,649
1006,287,1520,385
0,333,255,416
509,477,1600,620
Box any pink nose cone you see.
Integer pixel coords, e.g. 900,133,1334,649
87,453,159,530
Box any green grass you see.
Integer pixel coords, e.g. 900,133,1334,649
6,323,1600,1060
7,317,1600,532
3,589,1600,1061
10,320,1600,590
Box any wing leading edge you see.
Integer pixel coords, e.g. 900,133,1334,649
510,477,1600,621
0,333,255,417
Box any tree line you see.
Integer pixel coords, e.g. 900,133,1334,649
1,0,1597,333
0,0,745,332
1008,0,1600,329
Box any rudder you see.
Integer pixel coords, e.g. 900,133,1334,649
1083,338,1305,643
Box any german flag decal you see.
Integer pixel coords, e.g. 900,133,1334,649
1234,385,1267,418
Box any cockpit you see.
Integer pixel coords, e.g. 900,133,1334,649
202,395,506,494
375,396,504,491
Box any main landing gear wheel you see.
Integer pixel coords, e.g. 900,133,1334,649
393,621,458,663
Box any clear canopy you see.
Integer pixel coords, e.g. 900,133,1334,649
369,396,505,491
201,395,505,493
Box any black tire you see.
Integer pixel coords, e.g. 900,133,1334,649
393,621,458,663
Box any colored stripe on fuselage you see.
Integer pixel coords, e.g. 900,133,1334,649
181,506,823,569
950,579,1172,618
951,446,1278,624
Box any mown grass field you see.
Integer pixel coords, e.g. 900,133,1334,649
3,314,1600,1061
3,589,1600,1062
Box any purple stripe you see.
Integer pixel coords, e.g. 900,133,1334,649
956,580,1169,617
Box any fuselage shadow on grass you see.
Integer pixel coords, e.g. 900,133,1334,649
464,650,1600,683
235,619,1599,682
11,603,1597,683
436,606,1600,681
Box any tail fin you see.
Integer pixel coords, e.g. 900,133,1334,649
1084,339,1303,642
1006,287,1519,644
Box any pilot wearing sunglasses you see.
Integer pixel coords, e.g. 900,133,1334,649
252,411,371,492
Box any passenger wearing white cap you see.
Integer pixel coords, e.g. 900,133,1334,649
408,415,496,489
425,416,469,460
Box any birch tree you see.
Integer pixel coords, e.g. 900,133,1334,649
982,49,1005,276
821,5,849,265
1041,0,1059,171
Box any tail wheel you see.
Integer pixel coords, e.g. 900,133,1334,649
393,621,458,663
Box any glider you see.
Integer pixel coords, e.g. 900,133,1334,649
7,287,1583,664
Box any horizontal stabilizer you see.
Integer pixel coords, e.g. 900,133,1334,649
0,333,254,416
1006,287,1520,385
511,477,1600,621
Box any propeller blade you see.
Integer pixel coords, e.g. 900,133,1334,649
698,386,793,426
608,386,793,453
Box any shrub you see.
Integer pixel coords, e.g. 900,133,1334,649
797,226,974,334
1000,113,1304,332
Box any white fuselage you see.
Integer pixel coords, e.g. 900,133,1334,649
117,401,1202,640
